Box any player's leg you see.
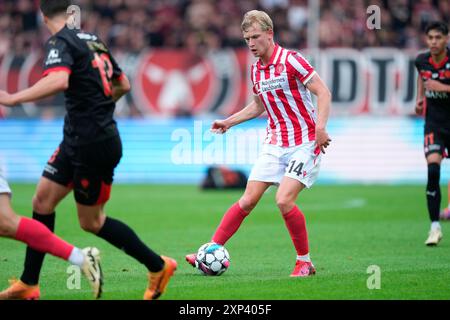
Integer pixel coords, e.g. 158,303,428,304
76,201,175,300
0,193,101,299
16,176,73,288
276,177,315,277
210,147,283,246
0,193,73,259
21,177,101,298
277,142,321,277
74,135,175,300
19,143,75,287
185,181,271,268
0,194,20,238
186,146,282,268
0,179,72,300
76,200,167,274
440,180,450,219
211,180,272,245
424,130,444,245
440,146,450,220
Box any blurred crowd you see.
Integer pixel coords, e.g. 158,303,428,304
0,0,448,57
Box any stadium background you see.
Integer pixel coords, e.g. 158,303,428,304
1,0,449,184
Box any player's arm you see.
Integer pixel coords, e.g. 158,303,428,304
306,74,332,154
111,73,131,103
211,96,265,134
424,79,450,92
0,71,69,107
415,75,425,115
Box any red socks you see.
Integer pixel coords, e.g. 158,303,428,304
212,202,249,245
282,206,309,256
14,217,74,260
211,202,309,256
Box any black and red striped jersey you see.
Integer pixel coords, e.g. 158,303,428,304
415,48,450,131
43,25,124,146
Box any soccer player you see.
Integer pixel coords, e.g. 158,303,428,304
0,166,102,299
0,0,176,300
186,10,332,277
414,21,450,246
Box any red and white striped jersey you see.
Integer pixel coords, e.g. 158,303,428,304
251,44,317,147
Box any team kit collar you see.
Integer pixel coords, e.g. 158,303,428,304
428,47,450,69
257,43,282,70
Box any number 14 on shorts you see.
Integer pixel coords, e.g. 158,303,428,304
288,160,305,177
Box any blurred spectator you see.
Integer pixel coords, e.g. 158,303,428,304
1,0,447,55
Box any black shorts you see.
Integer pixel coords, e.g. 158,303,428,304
43,135,123,205
424,126,450,158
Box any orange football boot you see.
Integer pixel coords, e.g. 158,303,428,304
143,256,177,300
0,278,40,300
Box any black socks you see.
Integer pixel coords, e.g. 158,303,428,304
96,217,164,272
20,212,55,286
427,163,441,222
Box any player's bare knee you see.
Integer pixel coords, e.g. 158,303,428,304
238,196,257,213
0,219,10,236
32,193,56,214
276,196,294,215
0,210,17,237
79,219,102,234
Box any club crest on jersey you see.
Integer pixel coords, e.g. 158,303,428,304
253,82,261,95
45,49,61,65
276,63,285,73
420,70,432,80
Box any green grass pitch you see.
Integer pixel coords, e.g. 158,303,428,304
1,184,449,300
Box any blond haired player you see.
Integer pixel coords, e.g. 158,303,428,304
186,10,332,277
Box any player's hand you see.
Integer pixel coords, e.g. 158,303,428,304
211,120,230,134
315,127,331,154
415,99,424,116
424,79,447,92
0,90,17,107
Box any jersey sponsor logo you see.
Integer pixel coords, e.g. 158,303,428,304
45,49,62,65
257,76,286,93
425,90,449,99
76,33,98,41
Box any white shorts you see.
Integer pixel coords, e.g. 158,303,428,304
0,166,12,195
248,142,321,188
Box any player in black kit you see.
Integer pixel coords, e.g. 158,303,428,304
415,21,450,246
0,0,176,300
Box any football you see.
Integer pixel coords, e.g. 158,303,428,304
195,242,230,276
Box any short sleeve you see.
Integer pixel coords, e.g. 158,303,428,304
109,52,124,80
42,37,73,77
414,56,422,73
287,52,316,86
